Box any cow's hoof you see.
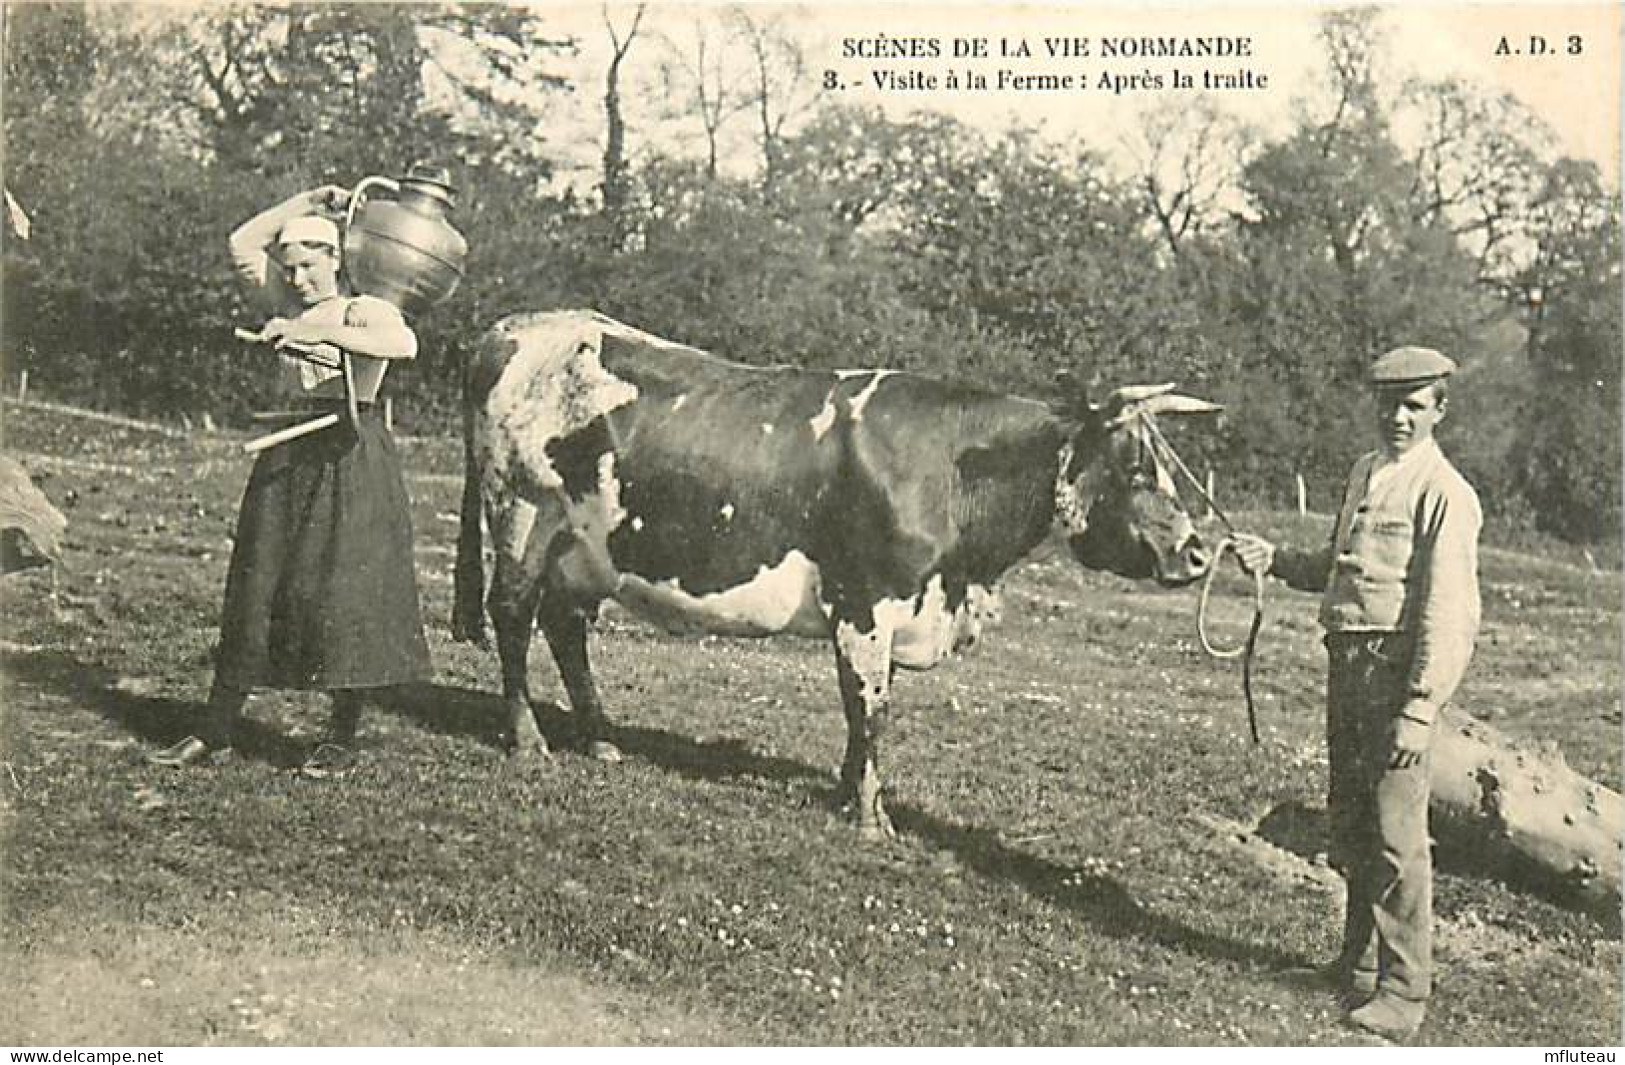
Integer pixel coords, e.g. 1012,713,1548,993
506,737,553,762
587,740,624,764
853,802,897,843
859,818,898,844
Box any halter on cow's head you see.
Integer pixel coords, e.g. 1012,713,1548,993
1054,379,1219,586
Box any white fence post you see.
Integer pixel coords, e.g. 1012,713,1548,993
1296,472,1308,516
17,370,27,403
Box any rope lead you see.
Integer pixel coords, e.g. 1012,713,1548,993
1197,537,1266,744
1133,413,1268,745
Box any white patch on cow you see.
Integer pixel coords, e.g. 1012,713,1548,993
719,502,735,521
615,550,829,638
486,489,540,569
955,583,1002,651
1053,442,1090,537
847,370,895,421
889,578,1003,670
833,613,895,836
809,395,838,440
835,616,893,700
596,452,626,532
630,516,645,532
542,449,627,600
672,394,688,411
808,369,897,440
484,312,639,492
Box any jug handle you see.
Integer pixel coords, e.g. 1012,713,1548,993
344,175,400,235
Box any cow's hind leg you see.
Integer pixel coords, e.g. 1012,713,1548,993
537,593,622,763
833,615,897,842
487,501,552,758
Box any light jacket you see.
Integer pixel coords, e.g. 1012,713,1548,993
1274,439,1482,721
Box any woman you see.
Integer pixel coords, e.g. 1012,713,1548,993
150,186,432,774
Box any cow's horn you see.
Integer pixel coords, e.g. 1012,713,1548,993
1140,394,1223,417
1105,383,1177,408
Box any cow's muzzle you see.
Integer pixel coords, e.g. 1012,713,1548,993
1154,531,1212,587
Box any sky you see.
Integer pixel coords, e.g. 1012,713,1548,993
535,1,1622,184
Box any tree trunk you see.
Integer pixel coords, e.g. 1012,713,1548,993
1430,705,1622,917
600,5,646,253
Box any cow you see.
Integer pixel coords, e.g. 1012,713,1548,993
453,310,1218,840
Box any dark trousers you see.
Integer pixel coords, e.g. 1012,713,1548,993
1325,632,1433,1004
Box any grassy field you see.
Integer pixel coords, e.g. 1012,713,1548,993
1,401,1619,1046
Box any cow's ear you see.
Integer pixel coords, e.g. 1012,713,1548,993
1053,369,1092,416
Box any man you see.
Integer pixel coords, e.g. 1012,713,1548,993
1234,345,1482,1041
149,186,431,775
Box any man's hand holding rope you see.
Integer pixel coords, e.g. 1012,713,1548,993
1230,533,1275,579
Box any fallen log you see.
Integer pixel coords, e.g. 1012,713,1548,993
1248,707,1621,921
1430,705,1622,917
0,453,66,573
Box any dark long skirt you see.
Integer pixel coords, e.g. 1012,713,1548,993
214,406,431,691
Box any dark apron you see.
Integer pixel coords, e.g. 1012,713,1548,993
214,403,431,691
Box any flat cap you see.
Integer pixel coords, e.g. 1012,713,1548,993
1369,346,1456,388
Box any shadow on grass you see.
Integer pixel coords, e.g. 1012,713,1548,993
1257,800,1621,934
371,681,511,747
5,647,1302,969
595,713,1298,972
887,803,1301,971
2,647,311,769
373,686,834,794
374,678,1301,968
610,721,832,788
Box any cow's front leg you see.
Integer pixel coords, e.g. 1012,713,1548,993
833,615,897,842
487,500,553,759
537,593,622,763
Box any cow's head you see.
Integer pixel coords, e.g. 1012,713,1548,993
1055,381,1218,586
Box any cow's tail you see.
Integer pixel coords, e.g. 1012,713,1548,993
451,353,490,648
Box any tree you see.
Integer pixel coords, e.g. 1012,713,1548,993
1303,6,1393,136
648,13,752,182
2,3,240,413
724,7,815,197
1509,160,1622,541
642,5,815,195
135,4,572,176
1397,76,1554,287
1119,97,1252,258
2,2,99,246
888,125,1208,395
599,3,646,249
774,105,975,239
2,3,580,420
1220,8,1502,502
